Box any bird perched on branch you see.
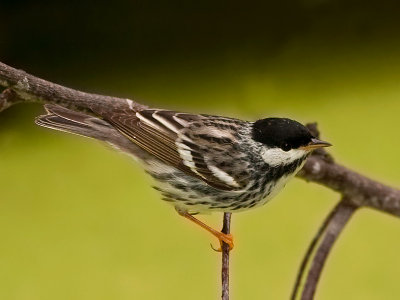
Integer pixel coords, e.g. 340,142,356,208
35,98,330,250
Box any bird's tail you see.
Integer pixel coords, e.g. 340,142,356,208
35,104,149,160
35,104,114,140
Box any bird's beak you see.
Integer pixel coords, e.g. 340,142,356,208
300,138,332,151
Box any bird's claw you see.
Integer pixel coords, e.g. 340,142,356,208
210,233,234,252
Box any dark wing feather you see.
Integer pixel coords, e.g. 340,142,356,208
102,107,250,190
177,121,252,189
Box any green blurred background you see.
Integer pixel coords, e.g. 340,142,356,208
1,1,400,299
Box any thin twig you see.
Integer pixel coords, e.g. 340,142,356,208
290,201,342,300
221,212,231,300
299,200,357,300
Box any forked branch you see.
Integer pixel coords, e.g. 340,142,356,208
291,199,357,300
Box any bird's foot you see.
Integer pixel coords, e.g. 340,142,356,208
210,233,234,252
176,208,234,251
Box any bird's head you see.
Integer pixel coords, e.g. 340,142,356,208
252,118,331,166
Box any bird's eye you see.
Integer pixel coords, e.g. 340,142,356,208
282,143,291,152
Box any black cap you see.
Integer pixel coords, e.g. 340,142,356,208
252,118,314,151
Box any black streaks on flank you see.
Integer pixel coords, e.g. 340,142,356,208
197,201,210,205
267,184,273,194
170,183,188,192
161,198,175,202
162,193,188,202
219,196,231,202
248,199,257,207
152,186,162,192
232,203,247,210
189,184,214,195
259,175,270,194
251,179,260,190
238,193,250,202
260,157,306,183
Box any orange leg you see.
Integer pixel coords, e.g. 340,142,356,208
176,209,234,251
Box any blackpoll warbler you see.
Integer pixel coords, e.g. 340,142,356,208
36,99,330,250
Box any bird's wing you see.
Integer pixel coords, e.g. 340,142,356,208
176,118,252,190
103,108,251,191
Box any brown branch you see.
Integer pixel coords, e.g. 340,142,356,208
221,212,232,300
290,125,398,299
290,201,340,300
299,156,400,217
301,200,356,299
291,199,357,300
0,61,147,113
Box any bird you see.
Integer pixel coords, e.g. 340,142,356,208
35,99,331,251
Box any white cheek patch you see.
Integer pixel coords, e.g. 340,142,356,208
261,147,307,166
